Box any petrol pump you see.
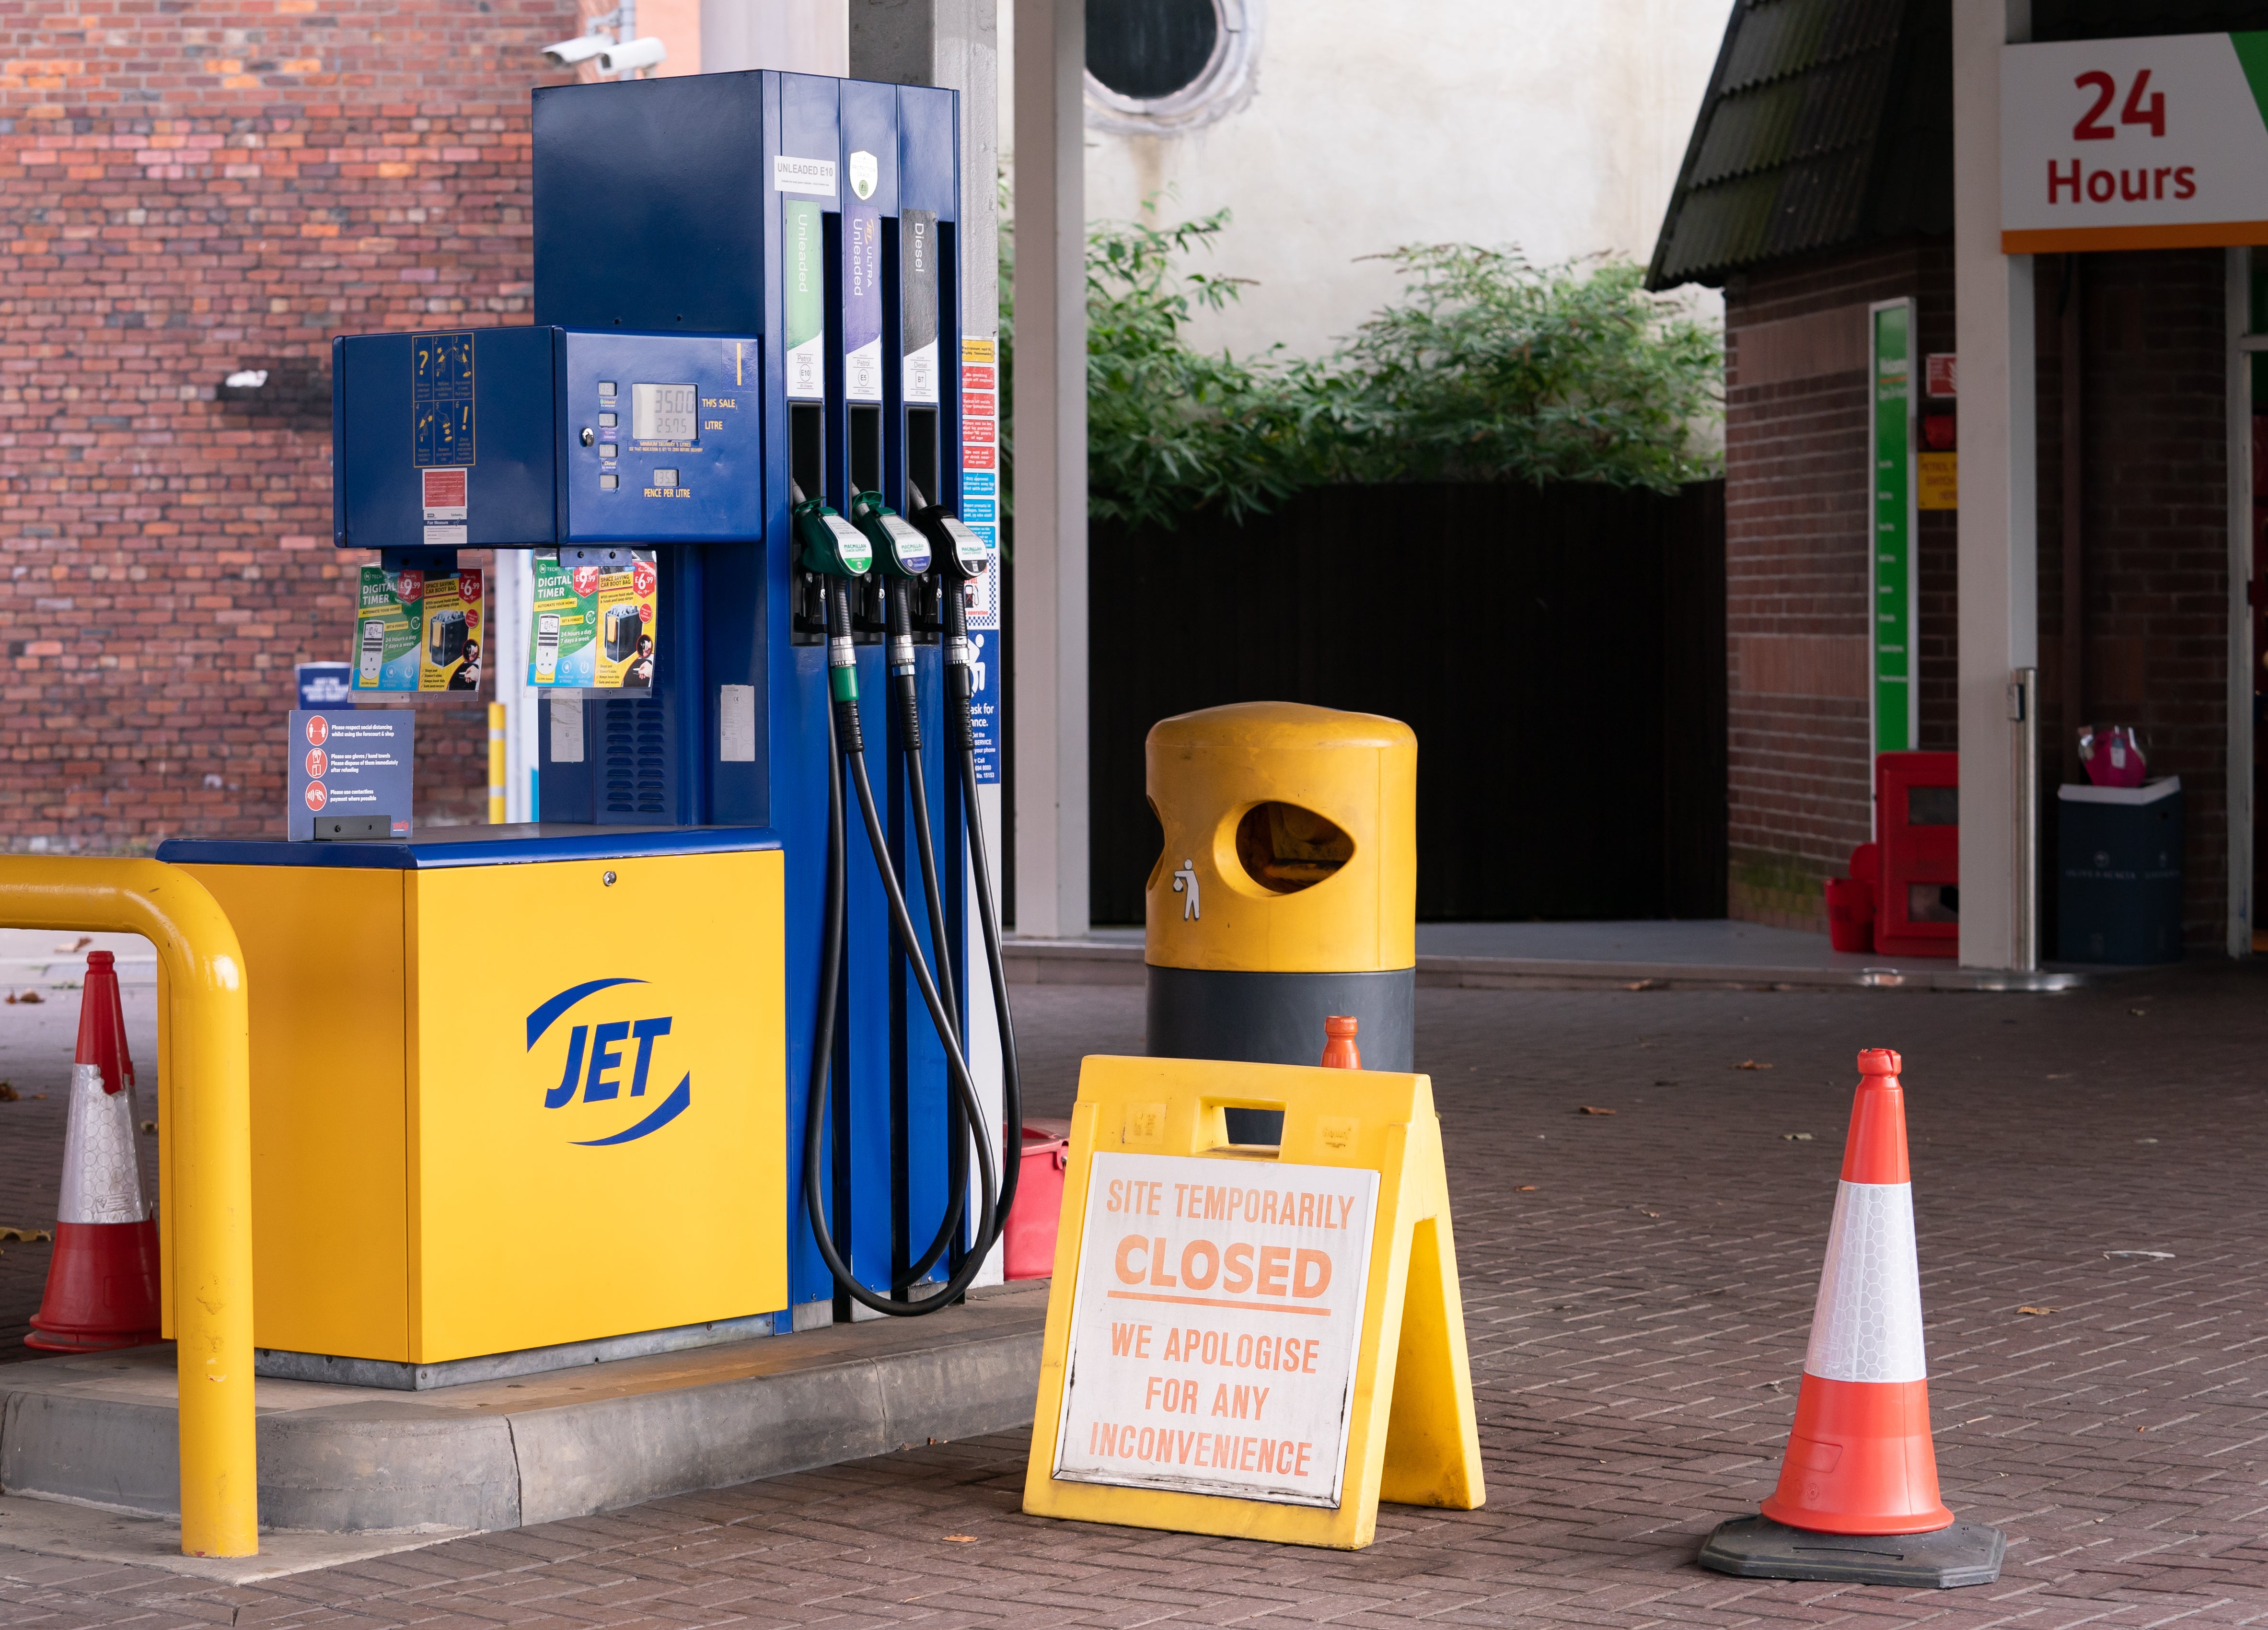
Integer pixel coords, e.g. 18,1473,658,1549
153,70,1016,1378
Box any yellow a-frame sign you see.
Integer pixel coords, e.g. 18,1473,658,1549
1022,1055,1483,1550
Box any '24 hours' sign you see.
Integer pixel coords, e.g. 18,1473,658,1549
2002,33,2268,252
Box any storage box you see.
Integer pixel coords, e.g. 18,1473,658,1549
2057,777,2183,965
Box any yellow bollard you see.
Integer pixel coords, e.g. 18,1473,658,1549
0,858,256,1557
488,701,507,824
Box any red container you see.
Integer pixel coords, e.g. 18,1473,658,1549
1005,1119,1071,1280
1824,876,1875,953
1875,751,1958,958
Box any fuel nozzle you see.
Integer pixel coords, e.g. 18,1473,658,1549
849,491,933,581
909,501,991,584
852,491,932,745
796,494,871,747
795,494,873,579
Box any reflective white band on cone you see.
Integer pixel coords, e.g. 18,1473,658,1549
1803,1180,1926,1384
58,1061,148,1225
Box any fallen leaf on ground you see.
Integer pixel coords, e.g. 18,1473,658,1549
0,1227,51,1244
1638,1209,1660,1217
2016,1305,2056,1316
28,1094,44,1100
141,1120,157,1133
1516,1184,1538,1191
1578,1106,1616,1116
1735,1059,1771,1070
16,990,41,1005
1782,1132,1814,1141
2129,1008,2147,1017
943,1535,978,1544
0,1083,16,1102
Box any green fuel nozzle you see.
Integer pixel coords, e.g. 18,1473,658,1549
850,490,933,580
796,496,873,578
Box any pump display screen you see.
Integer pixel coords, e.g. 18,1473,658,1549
631,383,698,443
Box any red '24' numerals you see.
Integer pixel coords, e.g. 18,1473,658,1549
2073,69,2165,140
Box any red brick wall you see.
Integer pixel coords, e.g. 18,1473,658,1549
2038,248,2231,951
1721,240,1957,929
0,1,580,851
1726,239,2233,951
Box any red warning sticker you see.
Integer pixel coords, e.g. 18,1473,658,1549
422,467,468,517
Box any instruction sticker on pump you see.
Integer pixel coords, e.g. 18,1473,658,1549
1053,1153,1377,1508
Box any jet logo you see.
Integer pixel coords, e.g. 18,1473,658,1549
525,977,690,1146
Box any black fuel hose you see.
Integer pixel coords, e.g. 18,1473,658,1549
803,577,999,1317
889,575,972,1288
939,571,1023,1236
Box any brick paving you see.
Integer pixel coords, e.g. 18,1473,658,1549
3,963,2267,1627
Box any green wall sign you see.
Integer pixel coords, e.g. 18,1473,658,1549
1870,301,1918,758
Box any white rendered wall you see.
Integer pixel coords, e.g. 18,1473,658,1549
1001,0,1731,361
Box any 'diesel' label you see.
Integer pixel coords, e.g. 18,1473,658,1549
1052,1152,1378,1508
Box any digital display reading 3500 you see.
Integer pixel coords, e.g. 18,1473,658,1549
631,382,698,443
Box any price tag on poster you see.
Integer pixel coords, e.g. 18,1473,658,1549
1024,1057,1484,1551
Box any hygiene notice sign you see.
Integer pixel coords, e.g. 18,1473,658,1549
1051,1152,1378,1508
288,709,413,840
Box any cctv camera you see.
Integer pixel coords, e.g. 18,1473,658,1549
597,36,667,74
542,33,611,68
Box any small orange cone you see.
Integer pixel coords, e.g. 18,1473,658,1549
27,951,163,1353
1699,1048,2004,1587
1320,1014,1361,1070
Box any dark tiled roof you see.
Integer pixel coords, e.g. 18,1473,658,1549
1647,0,1951,290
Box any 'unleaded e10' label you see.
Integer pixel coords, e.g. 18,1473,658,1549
1052,1152,1378,1508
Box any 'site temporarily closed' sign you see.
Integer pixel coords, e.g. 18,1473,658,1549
1052,1153,1379,1507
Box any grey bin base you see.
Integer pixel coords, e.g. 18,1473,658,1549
1698,1514,2006,1588
1146,965,1414,1144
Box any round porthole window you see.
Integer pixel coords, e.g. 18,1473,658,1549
1084,0,1261,136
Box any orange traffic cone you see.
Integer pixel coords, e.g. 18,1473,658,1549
26,951,163,1353
1320,1014,1361,1070
1700,1048,2004,1587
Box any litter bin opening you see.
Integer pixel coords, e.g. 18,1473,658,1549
1234,802,1353,894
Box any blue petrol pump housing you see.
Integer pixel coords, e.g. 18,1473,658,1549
157,70,1014,1373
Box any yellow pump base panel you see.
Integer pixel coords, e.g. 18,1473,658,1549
158,850,787,1365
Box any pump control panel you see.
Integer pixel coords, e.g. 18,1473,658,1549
333,326,764,551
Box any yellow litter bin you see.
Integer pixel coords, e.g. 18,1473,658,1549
1145,701,1417,1072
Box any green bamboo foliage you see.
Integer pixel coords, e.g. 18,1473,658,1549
1000,203,1724,534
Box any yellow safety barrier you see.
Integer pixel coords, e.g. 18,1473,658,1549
1023,1054,1482,1549
488,700,507,824
0,858,256,1558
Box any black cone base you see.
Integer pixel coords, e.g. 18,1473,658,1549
1698,1514,2005,1588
